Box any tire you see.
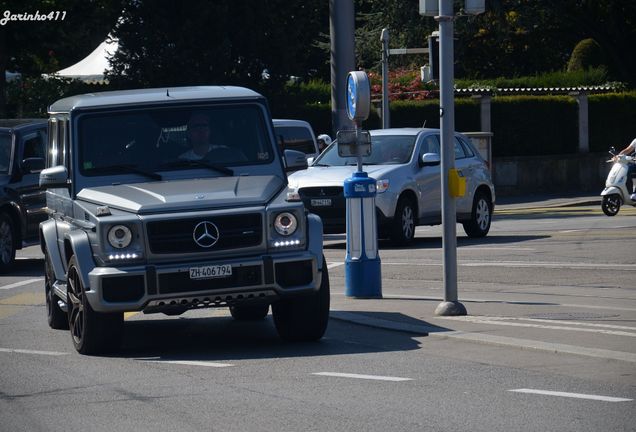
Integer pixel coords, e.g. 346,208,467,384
463,191,492,238
45,251,68,330
601,194,621,216
229,303,269,321
390,197,416,245
272,256,330,342
0,213,16,273
66,256,123,355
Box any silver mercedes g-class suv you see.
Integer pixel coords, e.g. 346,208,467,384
40,86,329,355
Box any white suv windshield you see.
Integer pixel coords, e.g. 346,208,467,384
78,105,273,176
314,135,416,166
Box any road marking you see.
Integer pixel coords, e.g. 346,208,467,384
328,260,635,271
330,311,636,363
140,359,234,368
0,278,44,290
0,348,67,356
0,292,44,305
440,316,636,337
312,372,412,382
509,388,633,402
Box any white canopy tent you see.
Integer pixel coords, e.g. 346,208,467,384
54,36,118,83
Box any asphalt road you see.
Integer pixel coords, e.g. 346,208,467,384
0,203,634,431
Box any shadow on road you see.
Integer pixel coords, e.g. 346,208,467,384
116,312,425,361
3,259,44,278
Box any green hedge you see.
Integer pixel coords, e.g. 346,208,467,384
490,95,578,157
589,93,636,152
283,92,636,157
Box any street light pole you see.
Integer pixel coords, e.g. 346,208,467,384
434,0,466,316
380,28,390,129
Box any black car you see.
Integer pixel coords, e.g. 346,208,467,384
0,119,48,271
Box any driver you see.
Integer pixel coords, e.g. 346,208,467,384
179,113,213,160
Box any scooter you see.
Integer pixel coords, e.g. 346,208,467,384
600,147,636,216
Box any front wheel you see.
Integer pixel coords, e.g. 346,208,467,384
462,191,492,238
272,256,330,342
390,197,416,245
67,256,123,355
601,194,621,216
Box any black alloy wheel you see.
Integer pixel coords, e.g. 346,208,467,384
67,256,123,355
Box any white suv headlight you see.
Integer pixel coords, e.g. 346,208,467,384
108,225,132,249
274,212,298,236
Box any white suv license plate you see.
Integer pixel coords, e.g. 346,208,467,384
189,264,233,280
311,198,332,207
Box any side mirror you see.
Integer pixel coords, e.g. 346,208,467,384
283,149,308,172
420,152,441,167
39,166,69,188
21,157,45,173
306,157,315,166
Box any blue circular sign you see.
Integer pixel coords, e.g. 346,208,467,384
345,71,371,121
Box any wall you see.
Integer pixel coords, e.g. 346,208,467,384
492,152,610,196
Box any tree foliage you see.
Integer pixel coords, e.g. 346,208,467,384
107,0,328,92
0,0,120,116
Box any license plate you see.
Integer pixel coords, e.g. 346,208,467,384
189,264,232,280
311,198,332,207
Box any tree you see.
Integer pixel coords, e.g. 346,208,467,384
107,0,328,92
0,0,120,116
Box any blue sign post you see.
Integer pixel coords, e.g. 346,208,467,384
341,71,382,298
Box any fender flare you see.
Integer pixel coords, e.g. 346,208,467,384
40,219,66,281
65,230,95,290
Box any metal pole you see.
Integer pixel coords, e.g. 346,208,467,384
330,0,356,135
380,28,390,129
435,0,466,316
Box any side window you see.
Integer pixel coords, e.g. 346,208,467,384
421,135,440,155
454,136,468,159
275,126,316,155
459,137,475,157
22,130,47,160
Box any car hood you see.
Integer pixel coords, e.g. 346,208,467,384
288,165,398,188
76,175,284,214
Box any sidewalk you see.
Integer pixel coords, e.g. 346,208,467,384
495,192,600,210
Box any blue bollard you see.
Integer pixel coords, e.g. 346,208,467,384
344,171,382,298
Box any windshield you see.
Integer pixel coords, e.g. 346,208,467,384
0,133,11,175
78,105,273,177
313,135,416,167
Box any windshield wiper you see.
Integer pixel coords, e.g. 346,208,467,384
89,164,162,181
161,159,233,176
312,163,331,167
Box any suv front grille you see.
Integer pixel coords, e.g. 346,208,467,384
147,213,262,254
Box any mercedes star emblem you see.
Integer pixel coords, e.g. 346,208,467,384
193,221,220,248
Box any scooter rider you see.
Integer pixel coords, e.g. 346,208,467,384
614,138,636,201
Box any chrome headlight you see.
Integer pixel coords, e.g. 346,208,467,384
108,225,132,249
274,212,298,236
